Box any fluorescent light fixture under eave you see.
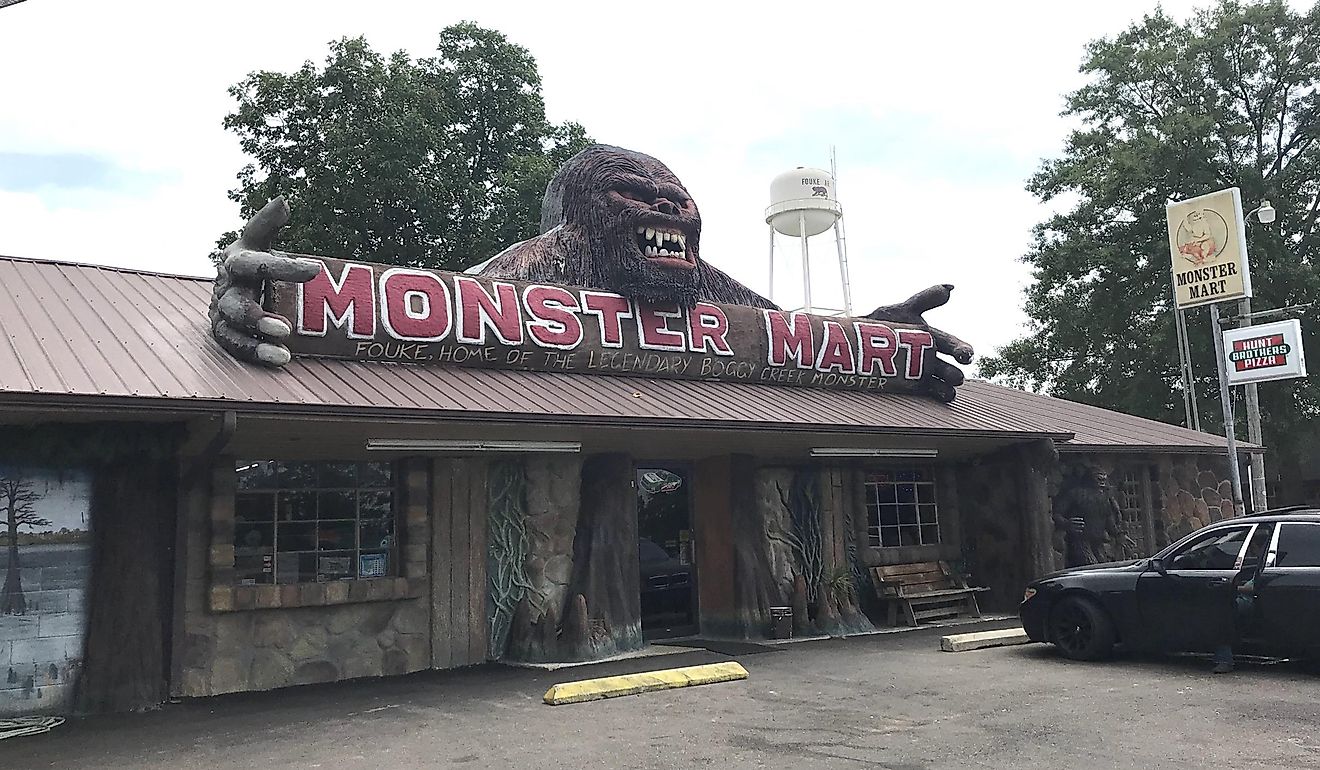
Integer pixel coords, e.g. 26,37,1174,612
809,448,939,459
366,439,582,453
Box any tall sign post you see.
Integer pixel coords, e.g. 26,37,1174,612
1166,187,1253,517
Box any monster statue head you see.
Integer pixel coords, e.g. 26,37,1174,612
476,144,749,308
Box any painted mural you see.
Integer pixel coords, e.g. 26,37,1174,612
0,467,92,714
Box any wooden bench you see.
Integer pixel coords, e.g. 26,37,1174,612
869,561,989,627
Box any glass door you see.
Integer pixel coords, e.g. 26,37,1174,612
636,464,698,638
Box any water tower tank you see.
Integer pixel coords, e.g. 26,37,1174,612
765,167,843,237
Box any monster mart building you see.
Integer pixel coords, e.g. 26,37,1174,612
0,254,1258,716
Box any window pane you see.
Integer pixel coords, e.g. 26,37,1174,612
899,525,921,546
896,483,917,504
236,492,274,524
881,526,900,548
360,463,392,488
318,491,355,521
276,552,316,584
1276,524,1320,567
921,525,941,545
278,461,319,489
911,468,929,482
918,504,938,525
277,522,317,552
235,522,273,555
318,462,357,488
360,518,395,551
317,520,356,551
278,491,317,522
895,469,916,482
317,552,354,581
236,460,278,490
360,491,393,519
878,485,897,504
358,551,390,579
916,484,935,504
898,505,919,525
879,504,899,526
1170,527,1249,570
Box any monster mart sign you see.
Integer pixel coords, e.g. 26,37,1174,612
271,257,940,395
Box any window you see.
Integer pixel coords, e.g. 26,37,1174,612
865,467,939,548
1169,526,1249,571
1274,524,1320,567
1117,468,1149,555
1241,524,1274,570
234,460,396,584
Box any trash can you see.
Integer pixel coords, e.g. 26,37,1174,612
769,606,793,639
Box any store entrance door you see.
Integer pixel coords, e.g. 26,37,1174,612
636,464,698,639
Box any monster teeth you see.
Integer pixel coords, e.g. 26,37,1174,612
645,228,655,242
659,249,670,257
637,226,645,234
676,234,685,248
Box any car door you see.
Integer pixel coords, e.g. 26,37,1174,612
1136,524,1254,653
1253,522,1320,655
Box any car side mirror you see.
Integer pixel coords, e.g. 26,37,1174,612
1150,557,1168,576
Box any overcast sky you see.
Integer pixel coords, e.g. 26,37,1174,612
0,0,1221,365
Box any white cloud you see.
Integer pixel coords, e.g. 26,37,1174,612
0,0,1244,358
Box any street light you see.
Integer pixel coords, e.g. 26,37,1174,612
1247,200,1276,225
1239,199,1275,512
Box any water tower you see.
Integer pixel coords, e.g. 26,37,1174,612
765,151,853,315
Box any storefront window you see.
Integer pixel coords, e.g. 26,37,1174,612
234,460,396,584
865,468,939,548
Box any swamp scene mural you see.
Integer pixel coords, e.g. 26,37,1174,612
0,467,92,714
207,144,971,663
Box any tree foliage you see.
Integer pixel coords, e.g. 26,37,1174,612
981,0,1320,497
217,22,593,271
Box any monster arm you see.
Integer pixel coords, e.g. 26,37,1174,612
210,198,322,366
865,284,973,402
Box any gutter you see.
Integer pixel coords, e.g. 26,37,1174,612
0,393,1074,443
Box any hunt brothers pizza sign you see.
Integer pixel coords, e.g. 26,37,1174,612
271,257,938,394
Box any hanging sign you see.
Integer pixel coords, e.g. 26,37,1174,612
1166,187,1253,309
269,256,941,396
1221,319,1307,385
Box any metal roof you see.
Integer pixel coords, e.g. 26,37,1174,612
0,255,1254,451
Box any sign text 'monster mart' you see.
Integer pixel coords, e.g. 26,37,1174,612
270,257,938,395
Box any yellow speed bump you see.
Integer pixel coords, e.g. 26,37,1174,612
543,661,748,705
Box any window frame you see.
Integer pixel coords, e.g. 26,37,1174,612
863,466,941,549
1266,522,1320,569
207,456,427,614
234,460,399,586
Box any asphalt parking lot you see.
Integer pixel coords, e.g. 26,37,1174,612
3,619,1318,770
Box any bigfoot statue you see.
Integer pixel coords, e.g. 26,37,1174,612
1052,465,1125,567
209,144,973,400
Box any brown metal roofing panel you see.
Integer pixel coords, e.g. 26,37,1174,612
0,256,1241,450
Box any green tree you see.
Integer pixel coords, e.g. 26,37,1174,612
981,0,1320,501
217,22,592,271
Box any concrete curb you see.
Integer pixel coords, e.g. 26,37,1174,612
542,661,749,705
940,628,1029,652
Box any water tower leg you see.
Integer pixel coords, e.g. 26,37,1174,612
768,226,776,305
799,212,812,314
833,219,853,317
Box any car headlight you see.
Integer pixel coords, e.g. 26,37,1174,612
1022,587,1037,602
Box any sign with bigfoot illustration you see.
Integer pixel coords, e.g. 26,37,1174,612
1166,187,1253,309
215,145,972,401
270,257,939,394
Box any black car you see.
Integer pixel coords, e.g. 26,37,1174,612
1021,506,1320,661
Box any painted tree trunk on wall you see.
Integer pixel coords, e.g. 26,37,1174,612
504,455,582,662
74,461,176,713
562,453,642,660
731,457,788,638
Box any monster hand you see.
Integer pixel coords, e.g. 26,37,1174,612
865,284,974,403
209,197,321,367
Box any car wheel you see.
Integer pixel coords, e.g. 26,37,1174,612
1049,596,1115,661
